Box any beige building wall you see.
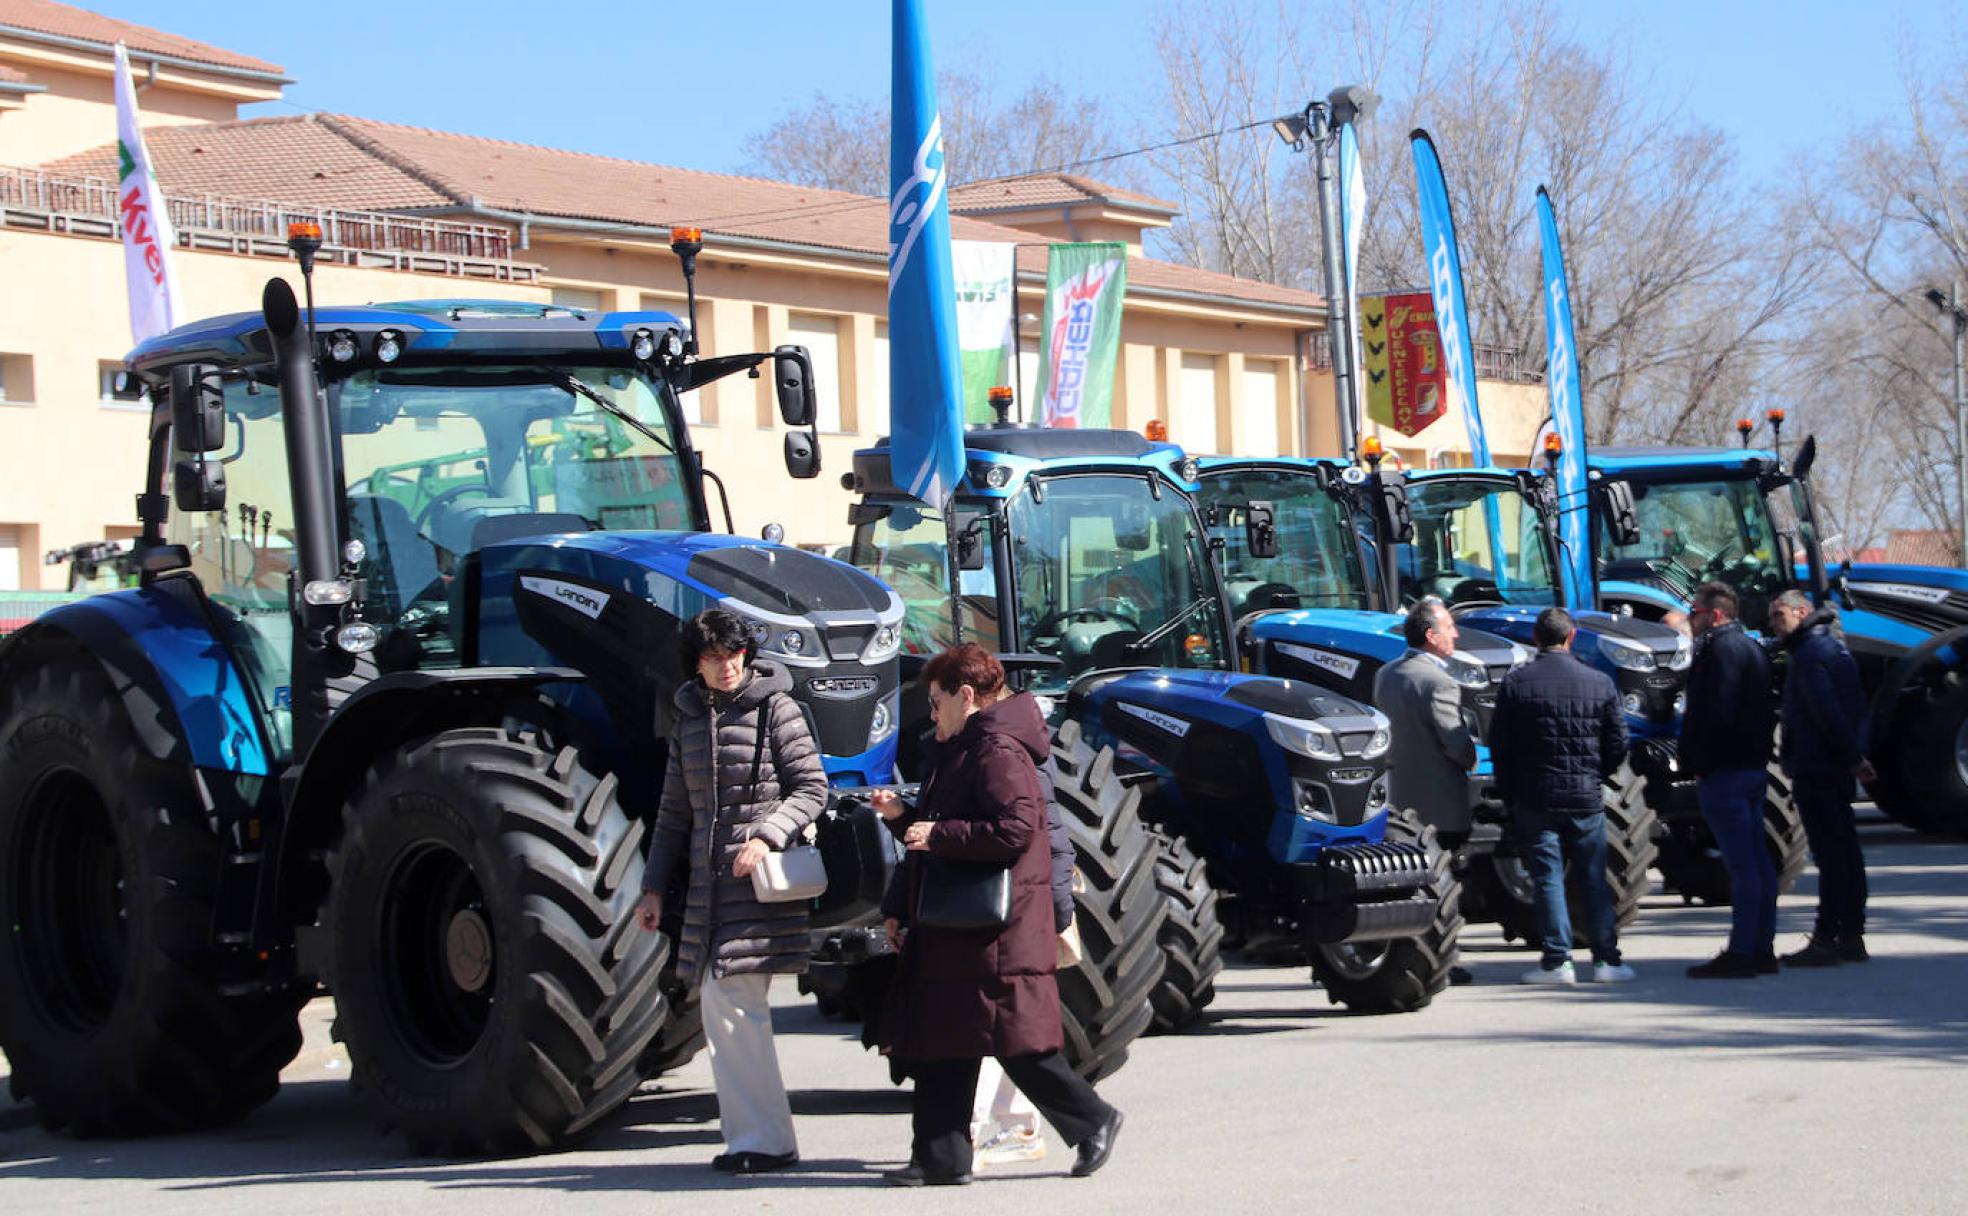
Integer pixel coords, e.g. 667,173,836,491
0,225,542,588
1361,378,1548,470
0,47,276,165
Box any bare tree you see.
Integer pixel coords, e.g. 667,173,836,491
745,74,1124,196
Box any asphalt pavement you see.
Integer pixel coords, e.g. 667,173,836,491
4,808,1964,1215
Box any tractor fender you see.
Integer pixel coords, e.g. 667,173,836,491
271,666,586,933
0,583,271,775
1868,623,1968,738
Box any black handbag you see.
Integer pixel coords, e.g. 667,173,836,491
914,854,1012,931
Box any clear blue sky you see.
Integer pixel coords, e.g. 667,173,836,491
97,0,1965,183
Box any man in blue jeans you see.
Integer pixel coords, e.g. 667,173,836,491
1680,581,1780,978
1492,608,1633,984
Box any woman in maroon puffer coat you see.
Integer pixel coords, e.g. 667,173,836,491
871,644,1123,1186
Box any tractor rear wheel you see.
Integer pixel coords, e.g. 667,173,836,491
634,958,705,1078
1466,768,1659,946
1051,721,1167,1081
325,727,667,1154
1878,669,1968,837
1146,830,1224,1033
0,642,304,1134
1309,809,1463,1013
1654,766,1807,906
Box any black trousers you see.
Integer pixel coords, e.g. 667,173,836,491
1793,773,1869,939
907,1051,1114,1176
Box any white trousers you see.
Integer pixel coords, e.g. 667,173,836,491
970,1056,1040,1142
700,971,798,1156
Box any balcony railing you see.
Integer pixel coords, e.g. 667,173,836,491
0,165,539,282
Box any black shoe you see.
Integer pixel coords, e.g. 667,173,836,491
1781,938,1842,967
714,1150,799,1175
1836,934,1869,962
884,1164,971,1187
1687,951,1761,979
1755,952,1779,975
1448,965,1474,986
1071,1109,1124,1178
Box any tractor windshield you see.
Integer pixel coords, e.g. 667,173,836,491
1399,479,1558,607
1203,467,1371,617
845,502,1002,655
1600,476,1784,620
1007,472,1227,693
334,364,697,669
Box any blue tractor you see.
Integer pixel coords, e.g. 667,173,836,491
0,235,910,1152
1589,428,1968,842
839,424,1463,1029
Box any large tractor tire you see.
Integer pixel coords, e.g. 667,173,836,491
1874,667,1968,838
1051,722,1167,1082
1471,765,1661,946
0,641,304,1135
1655,767,1808,906
1146,830,1224,1033
635,959,705,1078
1309,809,1463,1013
325,726,668,1155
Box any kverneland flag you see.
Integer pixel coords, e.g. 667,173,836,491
114,42,182,344
1361,291,1450,438
1035,242,1126,429
950,240,1016,423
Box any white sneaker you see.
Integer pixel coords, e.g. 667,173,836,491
1592,962,1636,983
973,1126,1046,1170
1520,960,1576,985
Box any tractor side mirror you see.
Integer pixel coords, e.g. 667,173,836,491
773,345,817,428
1791,434,1817,481
783,429,820,479
169,364,226,453
1244,500,1278,559
954,511,988,571
1600,480,1642,547
1380,477,1414,545
172,457,226,513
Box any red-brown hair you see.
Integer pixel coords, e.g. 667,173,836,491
920,643,1005,700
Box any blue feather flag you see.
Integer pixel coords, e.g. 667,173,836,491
1409,130,1488,466
887,0,964,507
1536,186,1593,608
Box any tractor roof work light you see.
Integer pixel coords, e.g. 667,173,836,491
1361,434,1384,467
1736,418,1754,448
1543,432,1563,464
1145,418,1169,442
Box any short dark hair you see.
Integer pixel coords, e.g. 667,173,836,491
681,608,756,670
1403,599,1446,648
1692,581,1739,620
1533,606,1575,649
921,642,1006,700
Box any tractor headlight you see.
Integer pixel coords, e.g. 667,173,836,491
1599,635,1657,672
868,694,898,745
663,329,685,359
1177,457,1201,482
862,622,901,664
1665,635,1693,671
777,629,807,656
1367,774,1390,812
984,464,1013,489
1265,713,1342,761
1445,650,1490,688
1364,726,1391,759
1621,692,1644,717
336,622,380,653
630,328,658,361
302,578,353,606
328,330,359,363
1673,690,1687,717
342,539,368,566
374,330,403,364
1292,778,1337,823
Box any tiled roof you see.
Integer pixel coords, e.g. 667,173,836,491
950,172,1178,216
40,111,1325,317
1882,529,1960,567
0,0,283,75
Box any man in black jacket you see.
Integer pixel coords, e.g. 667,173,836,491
1771,590,1873,966
1680,581,1780,978
1492,608,1632,984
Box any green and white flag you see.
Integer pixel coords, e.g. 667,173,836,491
114,42,181,343
950,240,1016,423
1034,242,1126,429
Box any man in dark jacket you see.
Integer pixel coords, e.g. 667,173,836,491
1680,581,1780,978
1492,607,1632,984
1771,590,1873,965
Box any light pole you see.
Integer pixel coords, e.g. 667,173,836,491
1926,281,1968,568
1275,85,1379,460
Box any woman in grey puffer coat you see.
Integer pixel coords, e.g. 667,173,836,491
636,609,827,1174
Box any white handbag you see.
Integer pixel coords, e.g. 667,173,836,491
751,841,829,903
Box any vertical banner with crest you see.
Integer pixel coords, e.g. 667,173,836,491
1360,291,1450,438
886,0,963,506
1034,242,1127,429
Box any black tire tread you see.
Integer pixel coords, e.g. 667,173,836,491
1309,809,1463,1013
1146,831,1223,1033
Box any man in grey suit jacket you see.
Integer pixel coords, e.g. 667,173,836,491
1373,599,1479,835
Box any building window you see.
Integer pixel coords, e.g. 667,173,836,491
0,524,23,591
1177,352,1220,455
1018,336,1040,424
99,361,144,407
550,287,604,313
0,353,33,405
787,312,843,433
1242,359,1282,457
870,320,890,437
